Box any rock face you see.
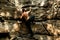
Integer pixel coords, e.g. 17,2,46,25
0,0,60,40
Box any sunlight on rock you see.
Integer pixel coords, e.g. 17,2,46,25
47,23,58,36
47,23,60,36
39,36,43,40
6,11,11,17
40,0,45,6
12,22,20,32
47,36,52,40
4,21,9,32
0,12,5,17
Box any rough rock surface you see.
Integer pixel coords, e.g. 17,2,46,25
0,0,60,40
